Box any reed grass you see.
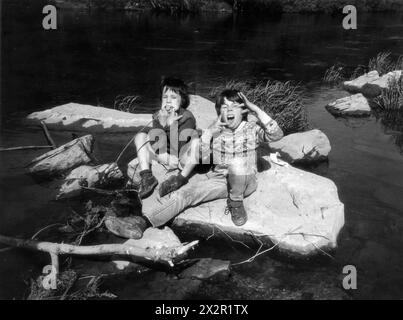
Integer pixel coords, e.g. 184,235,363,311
210,79,309,134
323,65,345,84
114,95,141,113
374,76,403,111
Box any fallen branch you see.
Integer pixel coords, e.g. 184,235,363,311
0,234,199,268
40,121,57,149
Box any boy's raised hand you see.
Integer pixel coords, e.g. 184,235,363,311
238,92,259,113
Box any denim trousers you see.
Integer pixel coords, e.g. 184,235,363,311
128,158,257,227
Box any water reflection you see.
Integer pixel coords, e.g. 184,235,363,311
373,109,403,153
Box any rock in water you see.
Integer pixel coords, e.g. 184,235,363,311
172,156,344,256
326,93,371,117
56,162,124,199
361,70,403,97
343,71,380,93
26,102,153,133
179,258,231,281
268,129,331,164
187,95,216,130
25,95,208,133
27,135,95,179
124,227,182,250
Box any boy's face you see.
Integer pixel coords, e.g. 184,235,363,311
162,87,181,113
220,97,245,131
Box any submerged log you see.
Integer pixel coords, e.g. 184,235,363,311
56,163,124,200
27,135,95,180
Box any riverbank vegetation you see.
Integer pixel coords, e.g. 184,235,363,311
210,80,309,134
323,52,403,111
323,52,403,83
374,77,403,111
53,0,403,13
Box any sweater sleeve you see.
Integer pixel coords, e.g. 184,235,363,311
256,117,284,143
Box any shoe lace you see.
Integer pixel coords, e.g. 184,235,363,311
224,205,231,216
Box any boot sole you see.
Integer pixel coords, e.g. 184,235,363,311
139,179,158,199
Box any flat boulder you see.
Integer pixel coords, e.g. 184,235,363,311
268,129,331,164
173,156,344,256
361,70,402,97
26,95,213,133
343,71,380,93
26,102,153,133
326,93,371,117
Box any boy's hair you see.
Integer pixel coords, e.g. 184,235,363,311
160,77,190,109
215,89,248,120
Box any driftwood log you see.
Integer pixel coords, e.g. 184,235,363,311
56,163,124,200
27,135,95,180
0,234,199,277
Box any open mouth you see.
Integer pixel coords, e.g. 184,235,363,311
227,115,235,123
164,105,173,112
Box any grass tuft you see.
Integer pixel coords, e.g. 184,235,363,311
210,80,309,135
374,76,403,111
114,95,141,113
323,65,346,84
368,52,395,76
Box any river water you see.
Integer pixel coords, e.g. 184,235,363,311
1,3,403,299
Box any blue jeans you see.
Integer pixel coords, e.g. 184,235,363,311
128,158,257,227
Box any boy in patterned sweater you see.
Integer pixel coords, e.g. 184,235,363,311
199,89,284,226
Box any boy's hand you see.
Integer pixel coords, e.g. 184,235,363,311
238,92,259,113
209,114,228,135
157,108,169,127
158,108,182,127
166,112,183,126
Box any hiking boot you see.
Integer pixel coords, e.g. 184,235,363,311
159,173,188,197
138,169,158,199
104,215,149,239
225,199,248,226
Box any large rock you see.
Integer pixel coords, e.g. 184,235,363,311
27,134,95,179
26,103,153,133
326,93,371,117
361,70,402,97
343,70,402,97
268,129,331,164
187,95,216,130
343,71,380,93
26,95,213,133
128,156,344,256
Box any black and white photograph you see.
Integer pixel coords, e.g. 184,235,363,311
1,0,403,302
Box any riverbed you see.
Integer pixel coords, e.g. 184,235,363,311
1,3,403,299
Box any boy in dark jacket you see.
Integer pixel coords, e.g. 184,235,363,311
134,77,198,199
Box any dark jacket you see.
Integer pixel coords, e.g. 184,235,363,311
152,108,196,156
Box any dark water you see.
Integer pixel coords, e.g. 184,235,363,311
1,2,403,299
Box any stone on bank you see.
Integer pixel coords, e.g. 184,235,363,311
326,93,371,117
